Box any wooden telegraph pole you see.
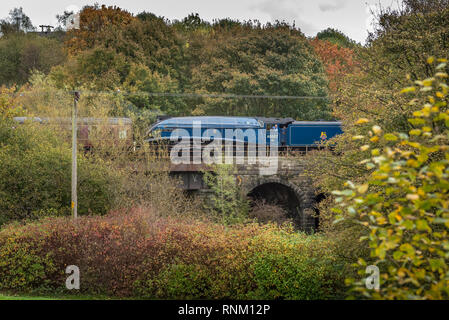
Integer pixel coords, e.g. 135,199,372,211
72,91,80,219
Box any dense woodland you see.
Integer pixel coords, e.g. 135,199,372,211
1,0,449,300
0,5,351,120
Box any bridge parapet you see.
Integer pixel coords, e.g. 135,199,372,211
234,158,305,175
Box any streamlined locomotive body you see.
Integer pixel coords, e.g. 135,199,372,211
146,116,342,149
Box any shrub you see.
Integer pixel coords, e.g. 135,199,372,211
0,208,345,299
249,200,292,226
203,164,249,225
148,263,214,299
0,227,57,291
334,60,449,299
0,120,121,225
0,85,23,119
247,229,345,299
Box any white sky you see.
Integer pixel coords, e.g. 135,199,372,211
0,0,402,44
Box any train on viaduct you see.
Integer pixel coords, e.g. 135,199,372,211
14,115,343,231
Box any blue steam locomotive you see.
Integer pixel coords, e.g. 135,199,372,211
147,116,343,150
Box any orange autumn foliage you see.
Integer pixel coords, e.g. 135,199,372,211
65,5,135,55
310,38,359,93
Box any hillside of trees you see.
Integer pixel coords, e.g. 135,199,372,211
0,5,360,121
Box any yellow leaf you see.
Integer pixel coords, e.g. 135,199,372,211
355,118,370,125
436,91,445,98
422,78,435,87
377,217,387,225
408,142,421,148
384,133,398,141
360,145,370,152
358,184,369,194
372,125,382,135
406,194,419,201
401,87,416,94
427,57,435,64
398,268,407,278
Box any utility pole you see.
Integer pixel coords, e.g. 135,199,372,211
39,25,54,34
72,91,80,219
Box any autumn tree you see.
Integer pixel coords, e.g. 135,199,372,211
65,4,135,55
55,8,186,114
310,37,359,93
313,0,449,135
303,1,449,273
0,86,23,118
365,0,449,88
336,60,449,299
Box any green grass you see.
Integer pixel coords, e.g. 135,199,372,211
0,292,118,300
0,294,58,300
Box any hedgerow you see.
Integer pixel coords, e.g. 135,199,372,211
0,208,345,299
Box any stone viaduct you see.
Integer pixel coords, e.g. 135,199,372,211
169,158,319,232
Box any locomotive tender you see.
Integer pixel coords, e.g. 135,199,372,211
146,116,343,150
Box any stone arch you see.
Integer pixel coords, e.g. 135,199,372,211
244,177,316,232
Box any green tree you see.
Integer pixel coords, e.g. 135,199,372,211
0,7,34,36
316,28,357,48
0,34,65,86
203,165,248,224
172,13,211,32
188,20,330,119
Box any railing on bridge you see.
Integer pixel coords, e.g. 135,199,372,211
143,141,327,161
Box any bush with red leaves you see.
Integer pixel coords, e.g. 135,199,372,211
0,208,345,299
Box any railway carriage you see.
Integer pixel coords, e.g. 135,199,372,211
13,117,133,151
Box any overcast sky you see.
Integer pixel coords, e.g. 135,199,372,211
0,0,402,44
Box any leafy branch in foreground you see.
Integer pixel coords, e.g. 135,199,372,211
334,58,449,299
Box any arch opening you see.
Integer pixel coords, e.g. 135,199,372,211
248,182,305,230
313,193,326,230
